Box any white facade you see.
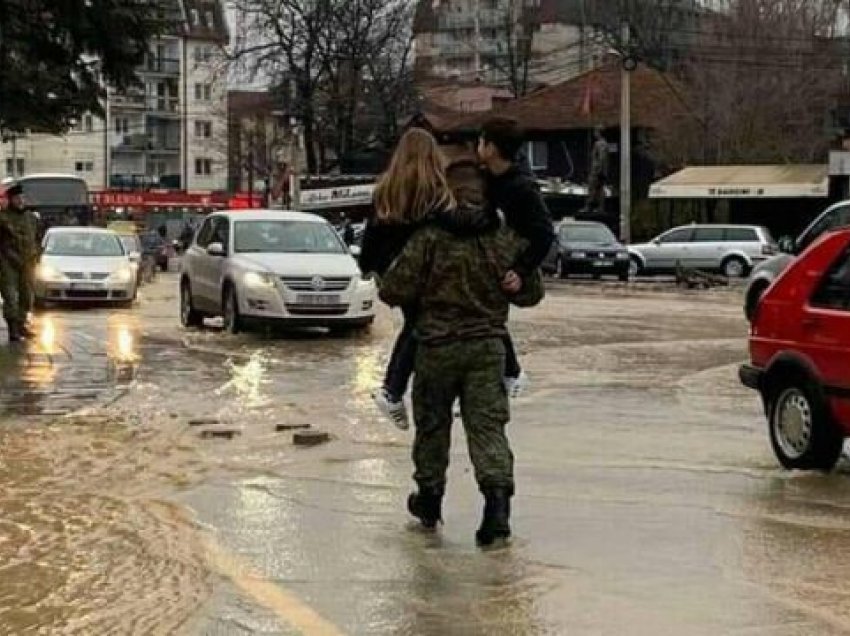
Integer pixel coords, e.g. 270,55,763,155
414,0,604,87
1,7,228,193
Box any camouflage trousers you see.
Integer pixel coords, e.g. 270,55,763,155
412,338,514,496
0,260,33,327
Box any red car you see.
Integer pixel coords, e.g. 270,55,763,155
740,228,850,471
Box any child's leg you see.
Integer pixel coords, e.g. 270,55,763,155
384,309,418,401
503,332,521,379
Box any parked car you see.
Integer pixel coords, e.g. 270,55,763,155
116,233,151,286
543,220,630,281
34,227,137,306
180,210,377,334
744,200,850,321
628,224,777,278
140,231,175,272
739,228,850,471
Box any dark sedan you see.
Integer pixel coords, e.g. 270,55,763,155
543,221,631,281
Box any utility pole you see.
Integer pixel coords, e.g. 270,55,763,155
619,19,632,244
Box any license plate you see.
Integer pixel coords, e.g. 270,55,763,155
295,294,340,305
593,261,614,267
71,282,103,291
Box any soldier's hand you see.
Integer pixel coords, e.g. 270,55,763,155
502,270,522,294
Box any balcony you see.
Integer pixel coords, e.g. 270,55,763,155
145,97,181,117
111,92,146,110
142,57,180,76
113,133,149,152
112,133,180,154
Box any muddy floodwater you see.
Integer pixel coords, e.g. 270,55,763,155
2,277,850,635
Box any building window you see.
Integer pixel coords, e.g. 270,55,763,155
525,141,548,170
205,11,215,27
115,118,130,134
74,160,94,173
5,158,25,176
195,120,212,138
194,83,212,101
195,158,212,176
190,9,199,25
84,115,93,133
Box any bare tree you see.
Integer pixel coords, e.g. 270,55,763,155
649,0,846,166
229,0,417,174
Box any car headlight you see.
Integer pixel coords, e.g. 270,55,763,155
616,252,629,260
243,271,276,289
570,251,587,259
37,263,66,282
110,265,134,283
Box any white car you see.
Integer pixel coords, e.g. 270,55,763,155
180,210,377,334
35,227,138,306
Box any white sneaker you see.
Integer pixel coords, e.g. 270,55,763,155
504,371,530,398
373,388,410,431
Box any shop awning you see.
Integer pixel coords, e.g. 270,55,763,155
649,165,829,199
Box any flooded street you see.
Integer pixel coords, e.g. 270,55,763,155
3,275,850,635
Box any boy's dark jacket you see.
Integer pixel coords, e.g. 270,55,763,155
485,165,555,277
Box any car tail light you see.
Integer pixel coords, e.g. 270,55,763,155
762,244,777,256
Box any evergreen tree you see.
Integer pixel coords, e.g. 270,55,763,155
0,0,167,135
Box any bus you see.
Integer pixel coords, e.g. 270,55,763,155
1,173,92,236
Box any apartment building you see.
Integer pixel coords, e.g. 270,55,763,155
413,0,605,89
0,0,229,193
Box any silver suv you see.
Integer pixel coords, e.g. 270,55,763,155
628,224,777,278
744,200,850,320
180,210,377,334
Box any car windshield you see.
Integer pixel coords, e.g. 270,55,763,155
119,236,140,253
234,220,346,254
44,232,125,257
560,224,616,244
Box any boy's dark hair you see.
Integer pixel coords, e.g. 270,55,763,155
480,117,525,161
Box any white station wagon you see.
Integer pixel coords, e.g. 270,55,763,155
180,210,377,334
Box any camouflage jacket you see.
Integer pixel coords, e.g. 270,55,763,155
379,206,544,345
0,208,39,269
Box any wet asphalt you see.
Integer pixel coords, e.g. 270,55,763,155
2,275,850,635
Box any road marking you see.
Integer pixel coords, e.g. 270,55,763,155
202,535,345,636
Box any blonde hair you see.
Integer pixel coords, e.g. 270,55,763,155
373,128,456,223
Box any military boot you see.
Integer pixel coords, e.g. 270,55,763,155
475,488,512,547
6,322,23,343
407,490,443,529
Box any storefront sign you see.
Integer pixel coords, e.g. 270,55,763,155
300,184,375,210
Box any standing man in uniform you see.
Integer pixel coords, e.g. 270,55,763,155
0,183,39,342
378,194,544,547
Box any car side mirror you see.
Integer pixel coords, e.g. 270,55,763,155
349,244,361,258
653,238,662,246
778,236,795,254
128,251,141,263
207,242,226,257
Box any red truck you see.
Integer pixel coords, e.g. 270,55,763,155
740,228,850,471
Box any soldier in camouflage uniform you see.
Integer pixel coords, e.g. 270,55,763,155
379,198,543,547
0,183,39,342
